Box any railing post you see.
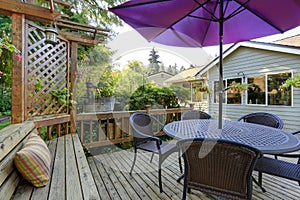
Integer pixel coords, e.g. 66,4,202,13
189,103,195,109
11,13,25,124
70,41,78,133
145,105,151,114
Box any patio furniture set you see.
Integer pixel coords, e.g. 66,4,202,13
129,110,300,199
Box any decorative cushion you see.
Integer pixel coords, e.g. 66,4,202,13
14,132,51,187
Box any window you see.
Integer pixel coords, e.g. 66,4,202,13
267,72,291,106
214,81,225,103
226,78,242,104
247,76,266,104
246,72,291,106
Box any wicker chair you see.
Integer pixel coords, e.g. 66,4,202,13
178,138,261,200
129,112,182,193
254,130,300,189
237,112,283,129
181,110,211,120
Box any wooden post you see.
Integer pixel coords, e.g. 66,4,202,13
70,42,78,133
145,105,151,114
11,14,25,124
189,103,195,109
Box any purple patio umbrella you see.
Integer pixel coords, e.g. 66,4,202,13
109,0,300,128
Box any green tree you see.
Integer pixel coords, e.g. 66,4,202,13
129,83,179,110
148,48,161,74
169,85,190,106
114,60,147,109
96,66,120,98
37,0,123,27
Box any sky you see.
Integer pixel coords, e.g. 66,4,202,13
109,24,300,69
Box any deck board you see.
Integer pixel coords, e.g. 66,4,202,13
90,149,300,200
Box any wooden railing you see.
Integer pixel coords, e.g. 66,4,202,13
7,106,192,148
76,106,192,148
33,114,71,140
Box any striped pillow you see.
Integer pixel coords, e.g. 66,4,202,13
14,132,51,187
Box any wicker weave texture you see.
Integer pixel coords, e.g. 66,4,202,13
181,110,211,120
179,139,261,200
237,112,283,129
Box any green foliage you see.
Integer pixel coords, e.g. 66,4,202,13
169,85,190,105
114,60,148,107
50,87,76,109
227,82,253,93
148,48,161,75
37,0,124,27
0,98,11,112
0,121,10,130
196,85,211,94
281,75,300,89
0,87,11,113
96,66,120,98
129,83,179,110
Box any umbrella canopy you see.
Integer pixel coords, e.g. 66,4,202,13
109,0,300,128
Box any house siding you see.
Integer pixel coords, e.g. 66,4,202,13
207,46,300,132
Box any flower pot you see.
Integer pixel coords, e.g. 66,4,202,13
96,97,115,112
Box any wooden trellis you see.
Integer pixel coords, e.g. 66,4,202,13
25,21,69,117
0,0,109,126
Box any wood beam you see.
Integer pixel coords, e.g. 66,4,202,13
11,13,25,124
70,42,78,133
58,31,104,46
53,0,70,8
49,0,54,13
0,0,61,23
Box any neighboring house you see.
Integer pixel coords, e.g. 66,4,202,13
164,66,209,110
147,71,174,87
196,37,300,132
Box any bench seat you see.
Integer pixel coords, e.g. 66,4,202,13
0,122,100,200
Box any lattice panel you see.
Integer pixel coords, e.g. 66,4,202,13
26,22,69,117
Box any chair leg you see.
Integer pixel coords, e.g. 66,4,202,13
178,151,183,173
252,176,266,192
130,149,137,175
258,172,263,186
150,152,154,163
182,175,187,200
158,157,163,193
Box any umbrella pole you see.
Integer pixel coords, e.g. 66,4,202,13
218,0,224,129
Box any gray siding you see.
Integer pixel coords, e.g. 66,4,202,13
207,46,300,132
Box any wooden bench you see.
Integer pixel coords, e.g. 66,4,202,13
0,121,100,200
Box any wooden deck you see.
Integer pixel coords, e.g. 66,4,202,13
88,147,300,200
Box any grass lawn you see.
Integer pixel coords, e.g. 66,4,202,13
0,121,11,130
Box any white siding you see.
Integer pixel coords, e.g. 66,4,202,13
207,46,300,132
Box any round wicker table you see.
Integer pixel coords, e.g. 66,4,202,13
164,119,300,154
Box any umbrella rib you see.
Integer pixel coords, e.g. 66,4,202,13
149,0,207,43
109,0,171,10
233,0,283,32
192,0,219,21
224,0,249,20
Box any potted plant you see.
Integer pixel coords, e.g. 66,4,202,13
227,81,253,93
197,85,211,94
95,67,119,111
281,75,300,89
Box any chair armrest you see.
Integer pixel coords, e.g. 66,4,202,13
133,128,162,144
291,130,300,135
273,153,300,158
149,115,165,126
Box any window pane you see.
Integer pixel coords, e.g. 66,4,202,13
247,76,266,104
267,72,291,106
214,81,225,103
227,78,242,104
